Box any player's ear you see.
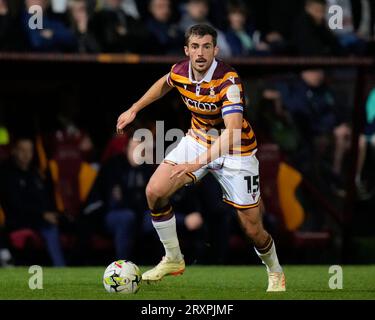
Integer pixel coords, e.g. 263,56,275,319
184,46,189,57
214,46,219,57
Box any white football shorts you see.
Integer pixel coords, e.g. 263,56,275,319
164,135,261,209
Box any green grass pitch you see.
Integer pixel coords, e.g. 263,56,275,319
0,265,374,300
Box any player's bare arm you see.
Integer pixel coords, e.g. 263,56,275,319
170,112,243,179
116,74,173,134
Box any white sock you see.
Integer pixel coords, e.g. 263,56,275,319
152,215,183,261
255,242,283,273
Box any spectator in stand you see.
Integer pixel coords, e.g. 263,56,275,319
270,70,351,195
225,3,270,56
145,0,184,55
83,132,155,260
178,0,231,58
0,137,66,266
291,0,342,56
260,85,302,155
22,0,77,52
68,0,100,53
88,0,151,53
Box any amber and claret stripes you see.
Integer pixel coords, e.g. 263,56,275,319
223,198,260,210
151,203,174,222
167,59,257,156
255,235,274,255
163,159,196,183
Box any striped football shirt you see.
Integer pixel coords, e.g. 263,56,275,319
166,58,257,156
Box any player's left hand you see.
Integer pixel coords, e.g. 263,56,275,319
170,163,203,179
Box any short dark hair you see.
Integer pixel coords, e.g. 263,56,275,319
227,4,248,16
11,136,34,148
188,0,209,6
305,0,327,6
185,24,217,47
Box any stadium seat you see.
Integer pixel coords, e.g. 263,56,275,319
49,158,82,217
9,229,44,251
48,157,98,217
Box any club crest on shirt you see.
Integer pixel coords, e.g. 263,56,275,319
209,86,216,98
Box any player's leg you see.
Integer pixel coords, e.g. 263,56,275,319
236,203,285,292
142,162,192,281
146,162,193,210
211,153,285,291
146,162,192,262
143,135,208,281
146,134,205,214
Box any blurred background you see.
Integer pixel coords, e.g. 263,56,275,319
0,0,374,267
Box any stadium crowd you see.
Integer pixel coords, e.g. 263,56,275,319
0,0,374,56
0,0,375,267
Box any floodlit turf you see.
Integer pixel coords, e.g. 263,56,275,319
0,265,374,300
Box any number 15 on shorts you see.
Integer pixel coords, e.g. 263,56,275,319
244,175,259,194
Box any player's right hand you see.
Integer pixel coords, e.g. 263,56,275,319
116,108,137,134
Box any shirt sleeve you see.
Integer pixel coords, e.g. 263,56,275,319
166,64,177,88
219,72,245,117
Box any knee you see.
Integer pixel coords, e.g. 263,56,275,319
240,216,264,240
146,182,167,205
244,224,262,240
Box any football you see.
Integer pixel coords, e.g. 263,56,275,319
103,260,142,294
